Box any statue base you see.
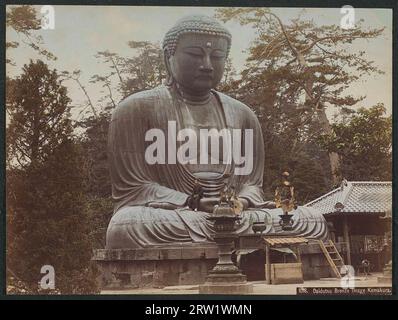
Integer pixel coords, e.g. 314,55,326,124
93,243,218,289
93,240,342,289
199,273,253,294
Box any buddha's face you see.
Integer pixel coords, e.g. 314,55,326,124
168,33,228,94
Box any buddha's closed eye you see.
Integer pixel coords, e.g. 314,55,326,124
183,48,204,56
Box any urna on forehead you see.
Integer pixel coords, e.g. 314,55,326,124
162,15,232,57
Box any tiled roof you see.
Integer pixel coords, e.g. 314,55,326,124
305,181,392,216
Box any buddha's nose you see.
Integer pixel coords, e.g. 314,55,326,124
200,56,214,72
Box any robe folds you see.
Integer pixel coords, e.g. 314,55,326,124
106,85,329,248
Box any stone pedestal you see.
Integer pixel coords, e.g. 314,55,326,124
93,243,218,289
199,233,253,294
199,273,253,294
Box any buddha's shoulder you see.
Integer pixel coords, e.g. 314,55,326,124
215,91,257,118
113,87,165,117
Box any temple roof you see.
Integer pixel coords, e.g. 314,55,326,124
305,181,392,217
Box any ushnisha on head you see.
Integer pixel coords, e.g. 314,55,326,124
162,15,232,97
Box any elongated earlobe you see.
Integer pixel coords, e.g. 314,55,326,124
163,52,174,86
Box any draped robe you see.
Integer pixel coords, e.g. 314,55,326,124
106,85,328,248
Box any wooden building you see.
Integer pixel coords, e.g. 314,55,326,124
305,181,392,273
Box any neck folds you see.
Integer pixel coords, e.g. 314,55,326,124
175,83,212,105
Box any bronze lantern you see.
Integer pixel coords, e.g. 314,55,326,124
274,171,296,231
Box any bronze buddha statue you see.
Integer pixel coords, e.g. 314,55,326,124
106,15,328,248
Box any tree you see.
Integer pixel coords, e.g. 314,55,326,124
60,70,98,118
319,104,392,181
8,141,99,294
218,56,237,92
6,5,56,65
289,152,329,204
73,41,168,248
118,41,166,98
216,8,385,185
7,60,72,169
79,112,114,249
7,60,99,293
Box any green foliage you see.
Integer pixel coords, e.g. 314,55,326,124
7,60,72,168
6,5,40,33
7,60,99,294
319,104,392,181
216,7,384,125
289,153,329,204
215,8,386,194
77,41,168,248
92,42,165,102
263,142,330,204
6,5,56,64
80,113,112,197
120,41,166,97
78,112,114,249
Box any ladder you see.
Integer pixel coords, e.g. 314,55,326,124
318,240,345,278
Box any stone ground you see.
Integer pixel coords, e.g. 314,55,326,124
102,272,391,295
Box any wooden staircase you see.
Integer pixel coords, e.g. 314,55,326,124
318,240,345,278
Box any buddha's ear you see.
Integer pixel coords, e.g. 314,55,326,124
163,51,174,86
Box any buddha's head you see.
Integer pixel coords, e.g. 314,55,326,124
163,15,231,95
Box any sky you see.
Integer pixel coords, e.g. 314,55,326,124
6,6,393,121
